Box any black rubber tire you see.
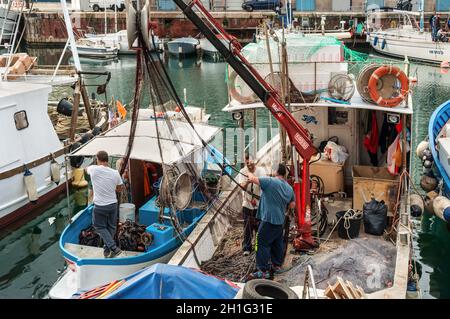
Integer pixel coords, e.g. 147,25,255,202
242,279,298,299
245,5,253,12
93,4,100,12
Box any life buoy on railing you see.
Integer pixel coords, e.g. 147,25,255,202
228,70,258,104
368,65,409,107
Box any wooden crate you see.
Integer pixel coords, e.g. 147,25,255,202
352,165,399,212
310,160,344,194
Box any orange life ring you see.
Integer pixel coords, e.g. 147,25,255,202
228,70,257,104
368,65,409,107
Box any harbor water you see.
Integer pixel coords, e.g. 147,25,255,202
0,50,449,299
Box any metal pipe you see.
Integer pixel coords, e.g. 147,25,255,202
64,155,72,223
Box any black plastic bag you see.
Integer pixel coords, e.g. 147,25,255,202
363,199,387,236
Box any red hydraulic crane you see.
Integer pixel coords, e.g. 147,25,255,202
167,0,318,250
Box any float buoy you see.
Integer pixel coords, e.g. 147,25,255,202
432,196,450,223
368,65,409,107
373,36,378,46
24,168,38,203
424,190,439,215
420,175,437,192
50,160,61,185
410,194,424,217
381,39,387,50
422,149,433,162
228,70,258,104
423,160,433,169
416,140,429,159
71,167,88,188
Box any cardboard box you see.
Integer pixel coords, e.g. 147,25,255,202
352,166,399,212
310,160,344,194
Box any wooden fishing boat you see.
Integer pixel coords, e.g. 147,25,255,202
48,118,231,299
168,33,416,299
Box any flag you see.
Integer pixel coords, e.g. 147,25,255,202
117,100,127,119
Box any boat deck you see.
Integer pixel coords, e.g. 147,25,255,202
64,243,141,259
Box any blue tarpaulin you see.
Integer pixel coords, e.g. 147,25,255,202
100,263,240,299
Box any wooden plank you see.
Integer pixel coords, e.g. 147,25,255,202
334,277,354,299
356,285,367,299
69,82,81,142
345,280,360,299
80,82,95,129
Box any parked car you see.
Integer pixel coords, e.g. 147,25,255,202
89,0,125,12
242,0,282,13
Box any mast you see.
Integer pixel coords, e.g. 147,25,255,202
60,0,81,71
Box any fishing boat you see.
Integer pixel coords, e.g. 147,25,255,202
199,36,227,61
85,30,162,55
168,28,417,299
366,8,450,64
412,100,450,224
48,118,231,299
0,81,69,233
73,38,119,59
167,37,199,57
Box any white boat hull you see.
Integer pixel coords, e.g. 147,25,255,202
167,38,199,56
368,31,450,64
75,46,119,59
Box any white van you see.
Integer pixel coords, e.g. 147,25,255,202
89,0,126,12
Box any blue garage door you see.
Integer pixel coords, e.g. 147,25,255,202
296,0,315,11
366,0,384,9
437,0,450,11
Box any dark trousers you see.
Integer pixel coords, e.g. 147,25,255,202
92,203,118,250
242,207,259,252
256,221,284,272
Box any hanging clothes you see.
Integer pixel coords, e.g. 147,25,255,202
387,121,403,175
364,111,379,166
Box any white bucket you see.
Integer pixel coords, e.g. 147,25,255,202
119,203,135,222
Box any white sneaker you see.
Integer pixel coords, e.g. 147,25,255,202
243,251,250,256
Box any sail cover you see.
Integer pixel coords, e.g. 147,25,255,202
71,119,221,164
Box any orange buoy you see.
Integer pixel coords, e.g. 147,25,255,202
175,106,181,112
368,65,409,107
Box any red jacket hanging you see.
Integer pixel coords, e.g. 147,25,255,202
364,111,379,154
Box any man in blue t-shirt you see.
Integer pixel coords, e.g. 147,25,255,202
245,163,295,280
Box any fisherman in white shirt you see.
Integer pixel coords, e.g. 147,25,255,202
86,151,124,258
237,153,265,256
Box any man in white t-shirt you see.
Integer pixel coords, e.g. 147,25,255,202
86,151,124,258
237,154,265,256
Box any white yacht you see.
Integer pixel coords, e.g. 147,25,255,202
366,9,450,64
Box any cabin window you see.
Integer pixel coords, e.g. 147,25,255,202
14,111,29,130
328,108,348,125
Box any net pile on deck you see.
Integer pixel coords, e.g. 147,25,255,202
200,221,256,282
275,237,397,293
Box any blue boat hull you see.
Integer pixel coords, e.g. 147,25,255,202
428,100,450,195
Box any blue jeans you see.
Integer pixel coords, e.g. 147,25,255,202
92,203,118,250
432,27,438,41
256,221,284,272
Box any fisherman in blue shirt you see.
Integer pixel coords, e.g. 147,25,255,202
245,163,295,280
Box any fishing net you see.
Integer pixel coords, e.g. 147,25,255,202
275,237,397,293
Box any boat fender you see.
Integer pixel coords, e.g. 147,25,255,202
416,141,429,159
420,175,437,192
228,70,258,104
373,36,378,46
69,142,84,168
410,194,424,218
381,39,386,50
368,65,409,107
24,168,39,203
56,98,74,117
423,160,433,169
80,132,94,144
423,166,432,175
432,196,450,223
71,167,88,189
422,149,433,162
50,160,61,185
92,126,102,136
424,191,439,215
